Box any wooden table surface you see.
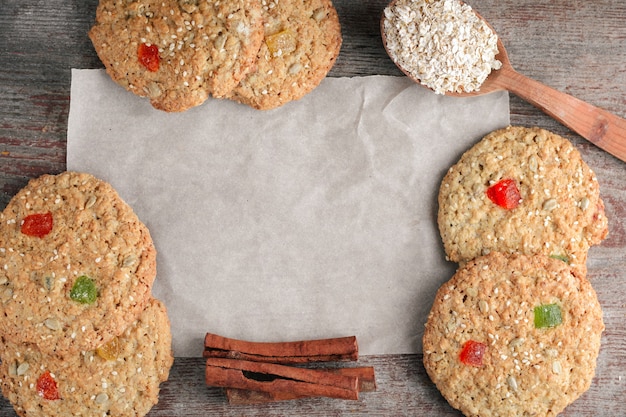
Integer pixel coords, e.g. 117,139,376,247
1,0,625,415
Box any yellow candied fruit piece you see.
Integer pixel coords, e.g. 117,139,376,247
96,337,120,361
265,29,297,57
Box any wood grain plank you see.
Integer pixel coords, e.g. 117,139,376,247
0,0,625,415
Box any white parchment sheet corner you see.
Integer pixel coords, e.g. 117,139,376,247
67,69,509,356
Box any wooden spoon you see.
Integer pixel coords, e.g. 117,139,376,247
381,2,626,163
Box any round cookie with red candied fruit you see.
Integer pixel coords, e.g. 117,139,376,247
0,298,173,417
88,0,264,112
437,125,608,275
422,252,604,417
226,0,342,110
0,171,156,357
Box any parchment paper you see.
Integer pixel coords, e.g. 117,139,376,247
67,69,509,357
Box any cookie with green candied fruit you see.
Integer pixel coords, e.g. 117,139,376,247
437,125,608,276
423,252,604,417
89,0,264,111
226,0,342,110
0,171,156,357
0,298,173,417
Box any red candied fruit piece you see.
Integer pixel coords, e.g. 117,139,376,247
36,371,60,400
21,212,53,238
486,179,521,209
459,340,487,367
138,43,160,72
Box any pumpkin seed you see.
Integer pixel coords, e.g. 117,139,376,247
122,255,136,268
16,362,29,376
44,317,62,331
95,392,109,404
85,195,97,209
1,288,13,303
528,155,538,172
579,196,590,211
8,361,17,376
288,62,302,75
542,198,557,211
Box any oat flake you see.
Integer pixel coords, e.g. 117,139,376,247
383,0,502,94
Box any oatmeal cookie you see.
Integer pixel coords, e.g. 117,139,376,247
423,252,604,417
89,0,264,111
0,298,173,417
0,172,156,356
437,126,608,275
226,0,342,110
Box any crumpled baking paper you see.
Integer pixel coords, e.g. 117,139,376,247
67,69,509,356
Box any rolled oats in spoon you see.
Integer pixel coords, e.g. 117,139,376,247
382,0,626,162
382,0,501,94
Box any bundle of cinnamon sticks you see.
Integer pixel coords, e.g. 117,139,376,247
203,333,376,404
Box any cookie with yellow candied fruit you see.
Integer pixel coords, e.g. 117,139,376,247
0,171,156,357
226,0,342,110
423,252,604,417
88,0,264,111
0,298,173,417
437,126,608,276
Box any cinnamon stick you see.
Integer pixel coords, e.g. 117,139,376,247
205,357,359,400
225,366,376,404
203,332,358,363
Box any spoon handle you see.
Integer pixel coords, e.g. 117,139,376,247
498,66,626,163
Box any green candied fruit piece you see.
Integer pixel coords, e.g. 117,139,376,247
534,303,562,328
550,254,570,263
69,275,98,304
